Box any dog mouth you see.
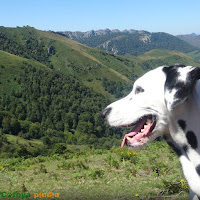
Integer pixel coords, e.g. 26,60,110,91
120,115,157,148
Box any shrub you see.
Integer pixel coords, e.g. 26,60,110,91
89,169,104,179
162,178,189,195
114,148,138,164
51,143,67,155
104,155,120,169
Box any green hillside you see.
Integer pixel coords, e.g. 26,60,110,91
0,26,200,158
138,49,200,70
177,33,200,49
0,48,119,157
1,26,199,99
0,26,136,99
0,50,49,94
188,50,200,61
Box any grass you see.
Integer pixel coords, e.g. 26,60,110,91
0,141,189,200
188,50,200,61
6,134,43,147
138,49,200,66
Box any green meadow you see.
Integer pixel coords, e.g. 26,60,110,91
0,141,188,200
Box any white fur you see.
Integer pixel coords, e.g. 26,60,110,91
177,66,194,83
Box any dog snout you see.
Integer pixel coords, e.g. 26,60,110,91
101,107,112,119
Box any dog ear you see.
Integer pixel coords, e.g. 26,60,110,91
163,65,200,111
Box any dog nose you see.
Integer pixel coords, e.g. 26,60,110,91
101,107,112,119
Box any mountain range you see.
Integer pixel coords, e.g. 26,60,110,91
59,29,197,57
0,26,200,157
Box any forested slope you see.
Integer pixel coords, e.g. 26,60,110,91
0,26,199,157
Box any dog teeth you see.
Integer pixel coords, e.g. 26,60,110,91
127,136,132,141
147,119,152,124
141,129,144,132
144,125,148,128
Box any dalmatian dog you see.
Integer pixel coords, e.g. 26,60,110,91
101,64,200,200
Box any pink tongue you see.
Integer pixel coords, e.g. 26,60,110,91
121,123,152,148
121,131,137,148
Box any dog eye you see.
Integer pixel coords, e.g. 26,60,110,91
135,86,144,95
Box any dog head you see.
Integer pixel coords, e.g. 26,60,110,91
101,64,200,149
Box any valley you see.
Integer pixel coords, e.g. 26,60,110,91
0,26,200,158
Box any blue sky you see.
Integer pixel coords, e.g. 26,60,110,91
1,0,200,35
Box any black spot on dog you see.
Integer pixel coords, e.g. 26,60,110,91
101,107,112,119
178,119,186,131
183,144,188,153
186,131,198,149
196,165,200,176
163,65,200,109
135,86,144,95
163,65,187,109
163,65,180,91
167,141,182,157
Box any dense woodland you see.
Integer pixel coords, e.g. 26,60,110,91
0,61,123,157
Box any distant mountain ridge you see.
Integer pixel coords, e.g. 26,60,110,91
177,33,200,49
61,29,142,39
59,29,196,56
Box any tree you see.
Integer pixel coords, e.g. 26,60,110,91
10,118,21,135
2,117,20,135
51,143,67,155
28,123,41,139
42,136,52,146
76,120,88,134
2,117,11,133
